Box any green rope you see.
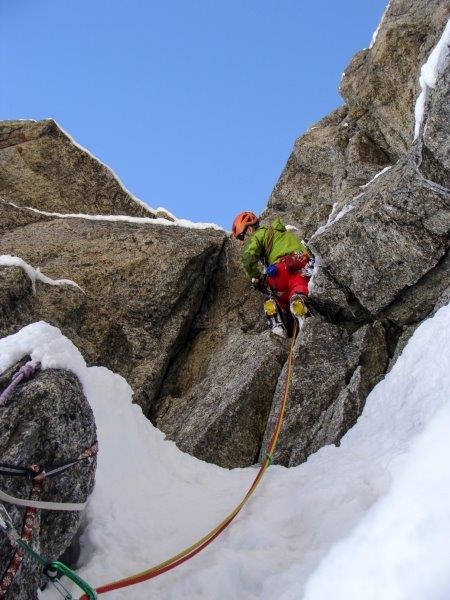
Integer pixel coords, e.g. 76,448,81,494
16,539,47,566
2,513,96,600
46,561,98,600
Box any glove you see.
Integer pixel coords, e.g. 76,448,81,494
251,277,266,292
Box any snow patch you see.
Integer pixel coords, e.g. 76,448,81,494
360,165,392,188
414,19,450,140
313,202,355,236
0,255,83,293
0,196,223,232
369,2,390,49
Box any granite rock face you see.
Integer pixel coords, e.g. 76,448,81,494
309,157,449,315
0,0,449,481
0,218,226,414
257,0,449,466
153,240,286,467
263,0,449,238
260,319,387,466
0,120,154,221
0,358,96,599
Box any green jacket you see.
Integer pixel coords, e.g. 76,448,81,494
241,218,307,279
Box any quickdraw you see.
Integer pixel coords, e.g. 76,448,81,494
0,442,98,512
0,479,43,598
0,441,98,598
0,503,97,599
0,442,99,483
81,322,298,598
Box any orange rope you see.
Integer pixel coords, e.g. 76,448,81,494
81,323,298,599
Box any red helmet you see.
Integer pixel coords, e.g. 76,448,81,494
232,211,259,239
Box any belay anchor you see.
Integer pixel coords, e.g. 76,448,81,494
0,503,97,599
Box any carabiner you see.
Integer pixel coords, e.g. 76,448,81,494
44,561,97,599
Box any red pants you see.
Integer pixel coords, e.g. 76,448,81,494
266,260,309,312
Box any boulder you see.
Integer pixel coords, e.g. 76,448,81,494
0,217,226,414
0,358,96,599
309,157,449,315
156,330,287,468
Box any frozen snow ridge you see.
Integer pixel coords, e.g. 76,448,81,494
369,1,391,49
1,196,223,232
414,18,450,140
0,255,84,294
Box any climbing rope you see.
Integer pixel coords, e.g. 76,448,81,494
0,360,41,407
0,441,98,597
0,359,99,597
0,503,97,599
0,480,43,598
81,321,299,599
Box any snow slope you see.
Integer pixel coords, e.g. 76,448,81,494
0,303,449,599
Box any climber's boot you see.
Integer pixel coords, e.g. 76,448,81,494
264,297,287,338
290,294,309,322
270,323,287,338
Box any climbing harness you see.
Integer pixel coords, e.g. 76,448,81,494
80,322,299,599
0,503,97,599
0,360,41,407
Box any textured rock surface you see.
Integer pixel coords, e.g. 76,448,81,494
0,358,96,599
0,0,449,475
309,158,449,315
257,0,449,466
0,218,225,413
260,319,387,466
156,329,287,468
153,239,288,467
263,0,449,238
0,120,154,221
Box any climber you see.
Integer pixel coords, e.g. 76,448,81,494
232,211,313,337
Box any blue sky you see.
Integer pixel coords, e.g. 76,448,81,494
2,1,387,228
